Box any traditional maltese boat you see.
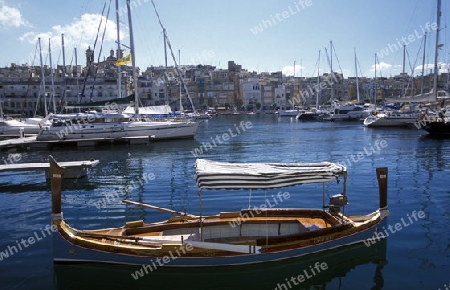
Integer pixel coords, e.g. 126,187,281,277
50,156,389,267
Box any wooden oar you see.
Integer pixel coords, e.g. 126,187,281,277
76,232,164,248
122,199,197,217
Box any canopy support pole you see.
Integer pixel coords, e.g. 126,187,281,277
343,171,347,195
198,189,203,241
322,182,325,210
342,171,347,214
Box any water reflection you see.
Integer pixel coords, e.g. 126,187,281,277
54,239,387,290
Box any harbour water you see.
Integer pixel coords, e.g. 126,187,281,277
0,114,449,290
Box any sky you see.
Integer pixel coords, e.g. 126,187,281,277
0,0,449,79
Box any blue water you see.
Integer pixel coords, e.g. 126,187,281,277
0,114,449,290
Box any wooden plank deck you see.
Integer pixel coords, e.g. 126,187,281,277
0,135,151,150
0,136,37,149
0,159,100,179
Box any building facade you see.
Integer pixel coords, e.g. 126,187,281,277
1,54,448,116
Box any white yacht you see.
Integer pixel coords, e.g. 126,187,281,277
36,112,198,141
363,111,420,127
326,101,369,121
276,109,298,117
0,115,52,136
36,111,199,141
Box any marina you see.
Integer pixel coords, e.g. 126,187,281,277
0,114,449,289
0,0,449,289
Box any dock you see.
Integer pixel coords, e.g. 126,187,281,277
0,135,153,151
0,159,100,179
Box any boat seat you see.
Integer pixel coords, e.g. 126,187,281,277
297,218,332,230
125,220,144,228
106,228,125,236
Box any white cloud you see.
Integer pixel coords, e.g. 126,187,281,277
371,61,392,72
0,2,31,29
19,13,125,57
413,62,450,75
282,65,304,77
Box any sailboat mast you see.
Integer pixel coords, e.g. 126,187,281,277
0,97,3,120
294,60,296,78
300,59,303,77
61,33,66,76
48,39,56,113
179,49,183,112
126,0,139,116
330,41,334,102
38,37,48,116
163,29,168,105
402,45,406,97
433,0,441,100
402,45,406,74
316,51,320,109
294,60,297,108
421,32,427,95
61,33,68,107
374,53,377,104
163,28,168,68
116,0,122,99
75,47,80,105
354,48,360,103
330,41,333,73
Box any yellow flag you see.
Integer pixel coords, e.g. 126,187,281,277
115,54,132,66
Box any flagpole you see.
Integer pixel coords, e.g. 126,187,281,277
126,0,139,117
116,0,122,99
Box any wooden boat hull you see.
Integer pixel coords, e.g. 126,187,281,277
52,209,388,267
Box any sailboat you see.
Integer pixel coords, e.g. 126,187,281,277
296,51,323,121
421,100,450,136
364,46,425,127
363,109,421,127
420,0,450,137
387,0,449,105
0,38,54,136
0,115,51,136
36,0,198,142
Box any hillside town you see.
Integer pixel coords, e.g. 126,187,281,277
0,47,449,116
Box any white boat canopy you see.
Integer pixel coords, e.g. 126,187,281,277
195,159,346,190
123,105,172,115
